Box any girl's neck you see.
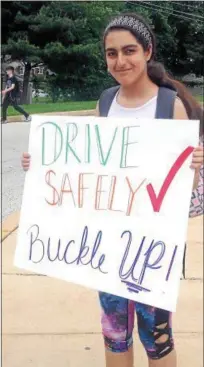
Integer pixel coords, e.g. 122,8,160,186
119,74,158,101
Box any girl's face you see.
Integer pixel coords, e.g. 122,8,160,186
105,29,152,87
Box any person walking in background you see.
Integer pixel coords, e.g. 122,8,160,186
1,66,31,124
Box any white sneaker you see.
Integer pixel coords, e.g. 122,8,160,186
24,116,32,122
1,120,8,124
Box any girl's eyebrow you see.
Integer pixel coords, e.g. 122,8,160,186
105,44,138,52
105,48,116,52
123,44,138,49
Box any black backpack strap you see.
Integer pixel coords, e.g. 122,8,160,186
99,86,120,116
155,86,177,119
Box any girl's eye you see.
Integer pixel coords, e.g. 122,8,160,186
107,51,116,57
125,49,135,55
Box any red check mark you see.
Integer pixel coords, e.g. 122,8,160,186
147,146,194,212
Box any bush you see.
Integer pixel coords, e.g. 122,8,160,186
40,72,116,102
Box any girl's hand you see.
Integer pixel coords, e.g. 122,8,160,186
190,146,203,170
21,152,31,171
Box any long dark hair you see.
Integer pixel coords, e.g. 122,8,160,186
104,12,203,136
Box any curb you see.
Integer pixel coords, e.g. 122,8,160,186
1,211,20,242
7,109,95,123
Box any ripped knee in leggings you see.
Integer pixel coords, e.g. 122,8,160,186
153,322,174,359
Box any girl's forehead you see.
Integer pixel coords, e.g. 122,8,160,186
105,29,140,49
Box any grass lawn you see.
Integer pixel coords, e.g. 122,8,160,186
196,95,203,104
7,100,97,117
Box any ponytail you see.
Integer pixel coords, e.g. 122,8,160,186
147,60,203,136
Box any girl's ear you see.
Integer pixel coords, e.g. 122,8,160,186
145,45,153,62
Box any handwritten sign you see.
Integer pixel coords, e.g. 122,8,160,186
14,115,199,312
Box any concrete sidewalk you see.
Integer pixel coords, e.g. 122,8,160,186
2,215,203,367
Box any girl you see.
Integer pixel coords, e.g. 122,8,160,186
22,12,203,367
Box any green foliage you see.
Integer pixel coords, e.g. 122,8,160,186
43,75,62,103
2,1,203,102
2,39,41,64
126,1,204,76
2,1,123,100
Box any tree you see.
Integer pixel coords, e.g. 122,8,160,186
2,1,203,103
21,1,124,99
126,1,204,76
169,1,204,76
2,1,123,102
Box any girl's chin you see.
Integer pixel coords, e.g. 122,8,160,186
116,74,142,87
117,78,137,87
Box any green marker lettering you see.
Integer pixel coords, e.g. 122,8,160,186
95,125,118,166
120,126,138,168
65,123,81,163
41,122,63,166
85,124,91,163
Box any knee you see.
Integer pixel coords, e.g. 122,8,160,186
99,292,134,353
103,334,133,354
139,321,174,360
101,311,133,353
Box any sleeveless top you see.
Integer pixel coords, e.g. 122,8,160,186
108,93,157,118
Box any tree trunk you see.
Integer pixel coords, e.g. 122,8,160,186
22,62,32,104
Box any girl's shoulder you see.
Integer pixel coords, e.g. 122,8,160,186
173,97,188,120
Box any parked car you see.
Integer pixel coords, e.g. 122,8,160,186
32,89,48,98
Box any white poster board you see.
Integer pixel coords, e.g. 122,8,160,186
14,115,199,312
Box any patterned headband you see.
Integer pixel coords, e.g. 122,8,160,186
105,15,152,46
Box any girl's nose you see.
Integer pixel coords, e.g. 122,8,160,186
116,52,127,68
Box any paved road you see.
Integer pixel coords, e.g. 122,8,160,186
2,123,30,219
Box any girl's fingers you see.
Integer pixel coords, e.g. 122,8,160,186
191,162,201,166
192,159,203,164
193,151,203,157
22,157,30,162
192,162,203,166
192,147,204,165
21,153,30,171
192,156,203,162
190,162,202,168
23,153,31,158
